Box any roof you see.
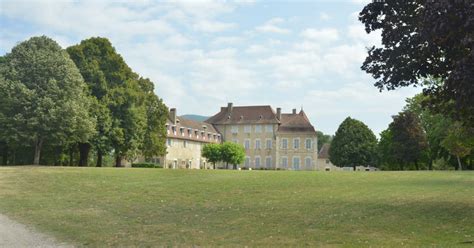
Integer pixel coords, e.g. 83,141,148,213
318,143,330,159
206,105,279,124
166,116,220,143
277,110,316,133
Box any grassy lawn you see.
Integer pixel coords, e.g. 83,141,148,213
0,167,473,247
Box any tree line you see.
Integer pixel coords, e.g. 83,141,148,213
0,36,168,167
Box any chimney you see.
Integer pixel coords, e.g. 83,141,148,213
169,108,177,125
276,108,281,120
292,108,296,114
227,102,233,113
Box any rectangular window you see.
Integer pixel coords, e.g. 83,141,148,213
265,157,272,168
305,157,311,168
282,138,288,149
255,125,262,133
183,140,187,148
293,157,300,170
167,138,172,147
255,157,261,168
255,139,261,149
245,157,250,167
231,125,238,133
265,124,273,133
281,157,288,168
293,138,300,149
180,127,184,136
232,139,238,144
244,125,251,133
244,139,250,150
306,138,312,149
266,139,272,149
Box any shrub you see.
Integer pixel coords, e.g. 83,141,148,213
131,163,162,168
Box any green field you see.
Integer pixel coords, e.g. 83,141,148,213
0,167,473,247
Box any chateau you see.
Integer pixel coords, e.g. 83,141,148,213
160,103,327,170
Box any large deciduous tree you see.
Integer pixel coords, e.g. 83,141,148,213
329,117,377,170
441,122,473,170
389,111,427,170
359,0,474,126
0,36,95,165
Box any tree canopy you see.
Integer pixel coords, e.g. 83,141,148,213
329,117,377,170
0,36,95,165
359,0,474,126
220,142,246,169
202,143,222,169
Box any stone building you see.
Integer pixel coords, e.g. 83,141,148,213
205,103,319,170
162,108,221,169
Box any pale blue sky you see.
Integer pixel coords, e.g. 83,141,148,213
0,0,420,135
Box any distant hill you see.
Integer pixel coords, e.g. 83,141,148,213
180,114,209,122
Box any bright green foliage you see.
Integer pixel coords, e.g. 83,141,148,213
389,111,427,170
202,143,222,169
329,117,377,170
220,142,245,169
0,36,95,165
316,131,332,152
441,122,473,170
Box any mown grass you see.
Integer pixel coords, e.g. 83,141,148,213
0,167,473,247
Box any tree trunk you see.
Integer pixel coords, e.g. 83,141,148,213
33,138,43,165
1,144,7,165
78,143,91,167
96,150,103,167
414,160,419,170
428,159,433,170
115,154,122,167
456,156,462,171
69,147,74,166
353,165,356,171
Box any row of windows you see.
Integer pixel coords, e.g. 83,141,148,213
167,125,220,142
244,156,313,169
241,139,273,150
231,124,273,134
281,138,312,150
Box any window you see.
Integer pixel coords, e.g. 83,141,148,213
180,127,184,136
208,133,211,140
293,157,300,170
195,130,199,138
232,139,238,144
293,138,300,149
201,131,205,139
281,157,288,168
183,140,187,148
244,139,250,150
282,139,288,149
231,125,238,133
265,157,272,168
265,124,273,133
244,125,251,133
255,139,261,149
167,139,172,147
172,126,176,135
255,125,262,133
188,129,192,137
266,139,272,149
245,157,250,167
305,157,311,168
326,159,330,164
306,138,312,149
255,156,261,168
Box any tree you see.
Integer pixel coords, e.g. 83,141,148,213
329,117,377,170
316,131,332,152
441,122,473,170
376,128,397,170
220,142,245,170
0,36,95,165
202,143,222,169
359,1,474,126
389,111,427,170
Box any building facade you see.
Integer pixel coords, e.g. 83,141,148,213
205,103,319,170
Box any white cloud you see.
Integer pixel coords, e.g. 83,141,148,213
320,12,331,21
212,36,244,46
193,20,237,32
256,18,291,34
301,28,339,43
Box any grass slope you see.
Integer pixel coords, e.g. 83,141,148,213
0,167,473,247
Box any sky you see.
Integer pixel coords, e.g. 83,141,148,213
0,0,421,136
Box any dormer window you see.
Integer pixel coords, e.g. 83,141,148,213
180,127,184,136
195,130,199,138
188,128,192,137
201,131,205,139
172,126,176,135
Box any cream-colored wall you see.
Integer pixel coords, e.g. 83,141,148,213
316,158,340,171
164,138,210,169
275,133,318,170
214,123,278,169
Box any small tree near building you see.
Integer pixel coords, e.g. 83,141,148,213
202,143,222,169
220,142,245,170
329,117,377,171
